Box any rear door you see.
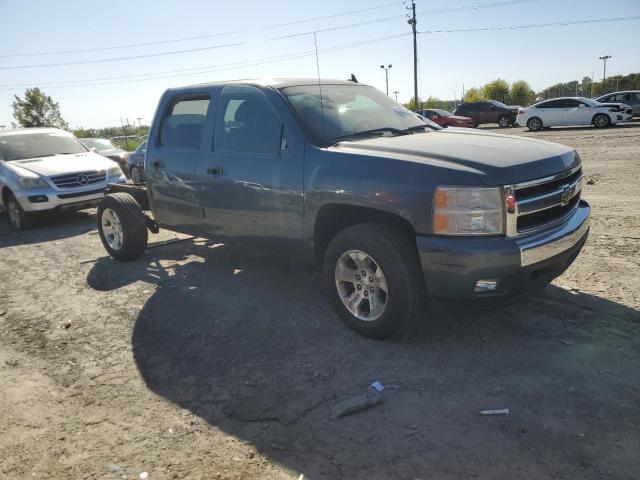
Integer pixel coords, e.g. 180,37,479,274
146,94,211,232
200,84,304,240
536,99,563,125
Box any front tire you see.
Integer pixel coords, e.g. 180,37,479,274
97,193,148,261
527,117,543,131
593,113,611,128
323,223,426,339
6,193,36,230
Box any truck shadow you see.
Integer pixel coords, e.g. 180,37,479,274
0,209,96,247
88,240,640,479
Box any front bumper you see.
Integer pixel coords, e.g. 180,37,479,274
14,175,127,213
416,200,590,300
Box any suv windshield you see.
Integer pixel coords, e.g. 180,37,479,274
0,132,87,161
280,84,432,146
81,138,117,150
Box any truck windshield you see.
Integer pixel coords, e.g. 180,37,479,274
0,132,88,161
281,84,434,146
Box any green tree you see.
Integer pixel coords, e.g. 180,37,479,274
463,87,484,102
424,96,443,108
483,79,510,103
510,80,535,106
404,96,421,111
12,87,69,129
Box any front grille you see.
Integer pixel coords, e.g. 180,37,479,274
508,165,583,236
51,170,106,189
57,187,105,199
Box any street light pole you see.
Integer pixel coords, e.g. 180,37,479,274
599,55,611,86
393,90,399,102
380,64,392,95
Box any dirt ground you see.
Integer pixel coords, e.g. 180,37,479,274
1,122,639,480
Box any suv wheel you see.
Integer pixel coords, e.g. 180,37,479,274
593,113,611,128
498,115,510,128
97,193,148,261
527,117,543,131
6,193,36,230
323,223,425,339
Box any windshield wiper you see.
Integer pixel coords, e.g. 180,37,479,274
402,124,440,133
327,127,409,145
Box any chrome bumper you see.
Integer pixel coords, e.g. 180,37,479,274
519,200,590,267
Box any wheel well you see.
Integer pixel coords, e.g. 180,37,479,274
1,186,12,210
314,204,417,261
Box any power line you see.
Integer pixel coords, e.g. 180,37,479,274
0,41,247,71
0,0,539,60
0,33,411,91
0,30,245,59
267,1,400,28
419,15,640,34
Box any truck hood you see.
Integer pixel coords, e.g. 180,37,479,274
7,152,118,177
333,129,579,185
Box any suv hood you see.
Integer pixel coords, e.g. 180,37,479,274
333,129,579,185
6,152,118,177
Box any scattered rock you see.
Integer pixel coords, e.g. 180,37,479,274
586,178,595,185
106,463,124,474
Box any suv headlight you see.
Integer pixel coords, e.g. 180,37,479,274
18,176,49,189
433,186,504,235
108,166,124,177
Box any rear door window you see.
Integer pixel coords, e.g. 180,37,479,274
160,96,210,149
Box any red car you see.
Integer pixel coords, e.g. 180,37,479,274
416,109,474,128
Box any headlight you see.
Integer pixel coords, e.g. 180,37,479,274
108,166,124,177
433,186,504,235
18,176,49,189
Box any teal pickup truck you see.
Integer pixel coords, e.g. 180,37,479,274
96,78,590,339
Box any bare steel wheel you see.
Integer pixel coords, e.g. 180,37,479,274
101,208,124,251
335,249,388,321
323,223,426,339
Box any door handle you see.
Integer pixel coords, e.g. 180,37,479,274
207,167,224,176
152,160,164,169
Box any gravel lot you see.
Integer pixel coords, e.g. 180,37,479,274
1,122,639,480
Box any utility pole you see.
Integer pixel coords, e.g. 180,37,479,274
120,117,129,151
393,90,399,102
380,64,392,95
599,55,611,87
407,0,418,108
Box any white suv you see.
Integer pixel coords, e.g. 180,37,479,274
0,128,126,229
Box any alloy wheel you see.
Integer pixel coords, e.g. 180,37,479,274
101,208,124,250
335,249,388,321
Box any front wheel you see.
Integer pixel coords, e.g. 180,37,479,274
593,113,611,128
97,193,148,261
6,193,36,230
323,223,426,339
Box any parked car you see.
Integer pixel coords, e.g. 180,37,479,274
0,128,126,229
517,97,629,131
79,138,129,171
595,91,640,117
416,109,473,128
126,141,146,184
453,100,519,127
96,78,589,339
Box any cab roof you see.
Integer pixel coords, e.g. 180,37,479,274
182,77,368,90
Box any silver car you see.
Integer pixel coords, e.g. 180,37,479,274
595,91,640,117
0,128,126,230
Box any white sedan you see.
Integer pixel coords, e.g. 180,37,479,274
516,97,629,131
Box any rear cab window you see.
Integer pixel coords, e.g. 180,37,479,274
160,96,211,149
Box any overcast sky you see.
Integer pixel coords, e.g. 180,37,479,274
1,0,638,129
